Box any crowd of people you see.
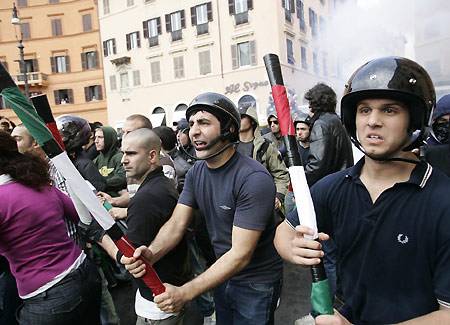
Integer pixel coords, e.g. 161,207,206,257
1,55,450,325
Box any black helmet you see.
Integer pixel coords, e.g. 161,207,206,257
56,115,91,153
186,92,240,142
341,56,435,148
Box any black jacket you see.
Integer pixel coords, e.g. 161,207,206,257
305,112,354,186
73,151,106,192
424,144,450,177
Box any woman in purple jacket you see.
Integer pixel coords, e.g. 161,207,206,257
0,131,101,325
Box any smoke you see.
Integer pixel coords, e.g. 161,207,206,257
320,0,414,83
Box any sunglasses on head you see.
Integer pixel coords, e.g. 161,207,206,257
269,120,279,125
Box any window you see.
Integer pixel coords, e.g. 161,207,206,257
110,75,117,90
51,55,70,73
0,61,8,72
21,23,31,40
20,59,39,73
127,0,134,6
296,0,306,32
51,19,62,36
103,0,110,15
143,18,161,47
313,51,319,74
54,89,74,105
229,0,253,25
133,70,141,86
322,53,328,76
301,46,307,69
191,3,212,35
231,40,256,69
120,72,129,89
309,8,318,37
84,85,103,102
151,61,161,83
17,0,27,7
165,10,185,41
283,0,295,22
82,14,92,32
199,50,211,75
286,39,294,64
126,32,141,50
174,56,185,79
103,39,116,57
81,51,98,70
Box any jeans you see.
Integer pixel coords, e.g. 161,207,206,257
135,310,184,325
17,258,102,325
213,279,282,325
97,267,120,325
0,270,21,325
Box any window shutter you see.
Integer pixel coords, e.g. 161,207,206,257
103,41,108,57
113,39,117,54
290,0,295,12
231,44,238,69
84,86,90,102
250,41,257,65
32,59,39,72
65,55,70,72
126,34,131,51
137,32,141,48
180,10,186,29
228,0,235,14
281,0,285,8
50,57,56,73
81,53,87,70
191,6,196,26
97,85,103,100
54,90,60,105
157,17,162,34
68,89,74,103
165,14,171,32
207,2,213,21
247,0,253,10
296,0,301,18
143,20,149,38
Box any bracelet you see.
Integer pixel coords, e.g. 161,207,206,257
116,251,124,265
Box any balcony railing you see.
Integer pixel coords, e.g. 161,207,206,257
171,30,182,42
196,23,209,35
234,11,248,25
13,72,48,86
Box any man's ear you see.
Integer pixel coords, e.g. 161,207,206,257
32,140,40,150
148,149,157,163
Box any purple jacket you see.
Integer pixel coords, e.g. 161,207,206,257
0,181,81,297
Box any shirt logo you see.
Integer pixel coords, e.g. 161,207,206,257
397,233,409,245
219,205,231,210
99,166,114,177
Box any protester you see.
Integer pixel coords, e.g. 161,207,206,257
237,105,290,214
94,126,127,197
83,121,102,160
294,114,311,165
427,94,450,146
118,128,190,325
0,130,102,324
123,92,283,325
0,116,15,133
274,57,450,324
303,83,354,187
263,113,287,162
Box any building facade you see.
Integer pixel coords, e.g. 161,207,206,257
0,0,107,124
99,0,344,128
414,0,450,100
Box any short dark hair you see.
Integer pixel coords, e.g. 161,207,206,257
153,126,177,151
126,114,152,130
305,83,337,113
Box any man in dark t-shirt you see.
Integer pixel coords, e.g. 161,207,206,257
118,128,189,324
123,93,283,325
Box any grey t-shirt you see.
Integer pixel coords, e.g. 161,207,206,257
179,152,283,283
236,141,254,158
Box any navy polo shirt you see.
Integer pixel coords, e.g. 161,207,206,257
286,158,450,324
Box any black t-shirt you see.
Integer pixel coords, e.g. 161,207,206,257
179,151,283,283
286,159,450,324
236,140,254,158
127,167,190,301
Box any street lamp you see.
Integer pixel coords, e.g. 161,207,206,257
11,2,30,99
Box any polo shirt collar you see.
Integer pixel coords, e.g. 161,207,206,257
345,157,433,188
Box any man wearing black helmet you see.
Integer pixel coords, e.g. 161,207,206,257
122,92,283,325
274,57,450,324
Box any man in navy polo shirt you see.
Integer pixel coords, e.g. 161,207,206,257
274,57,450,324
